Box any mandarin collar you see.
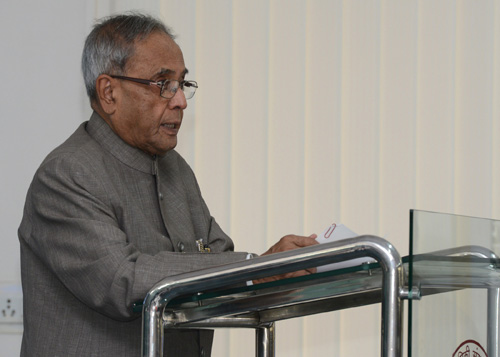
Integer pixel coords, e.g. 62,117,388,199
86,111,163,175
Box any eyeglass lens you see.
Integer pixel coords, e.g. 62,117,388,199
161,81,197,99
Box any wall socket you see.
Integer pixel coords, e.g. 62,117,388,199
0,284,23,334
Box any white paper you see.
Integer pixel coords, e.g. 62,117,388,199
315,223,375,273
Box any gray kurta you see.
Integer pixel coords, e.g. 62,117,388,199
19,112,249,356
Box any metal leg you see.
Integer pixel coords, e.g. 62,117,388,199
381,291,403,357
376,243,403,357
142,295,164,357
488,288,500,357
256,323,275,357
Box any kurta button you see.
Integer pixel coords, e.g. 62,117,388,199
200,347,205,357
177,242,185,252
159,192,163,200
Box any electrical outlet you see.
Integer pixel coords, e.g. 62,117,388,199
0,284,23,333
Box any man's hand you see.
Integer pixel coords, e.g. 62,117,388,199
253,234,318,284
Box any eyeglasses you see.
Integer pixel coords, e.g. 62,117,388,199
110,75,198,99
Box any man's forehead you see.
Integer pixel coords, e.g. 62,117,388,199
128,31,186,76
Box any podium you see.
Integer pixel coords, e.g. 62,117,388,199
139,210,500,357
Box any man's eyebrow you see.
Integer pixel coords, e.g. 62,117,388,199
155,68,189,77
156,68,173,76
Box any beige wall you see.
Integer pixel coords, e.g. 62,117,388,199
2,0,500,355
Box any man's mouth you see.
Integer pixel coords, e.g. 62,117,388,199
160,123,180,135
162,123,176,129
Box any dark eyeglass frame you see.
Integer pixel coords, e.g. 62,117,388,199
109,75,198,99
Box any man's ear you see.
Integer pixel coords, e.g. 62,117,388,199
95,74,117,115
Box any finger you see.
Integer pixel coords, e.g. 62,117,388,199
259,234,319,256
305,266,317,274
282,269,314,279
252,275,278,284
289,235,319,247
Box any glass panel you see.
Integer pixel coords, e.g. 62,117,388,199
409,209,500,357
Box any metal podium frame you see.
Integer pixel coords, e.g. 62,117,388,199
140,237,500,357
141,236,404,357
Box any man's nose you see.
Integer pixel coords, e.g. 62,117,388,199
168,88,188,109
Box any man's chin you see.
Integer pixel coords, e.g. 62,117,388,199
156,142,177,157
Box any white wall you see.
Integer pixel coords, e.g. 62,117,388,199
1,0,500,355
0,1,92,355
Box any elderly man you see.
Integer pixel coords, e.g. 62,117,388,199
19,13,317,356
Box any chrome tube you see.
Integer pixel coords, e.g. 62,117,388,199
141,294,164,357
427,245,499,260
377,243,404,356
488,288,500,357
141,236,403,357
256,323,275,357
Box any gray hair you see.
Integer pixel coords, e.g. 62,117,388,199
81,12,175,102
